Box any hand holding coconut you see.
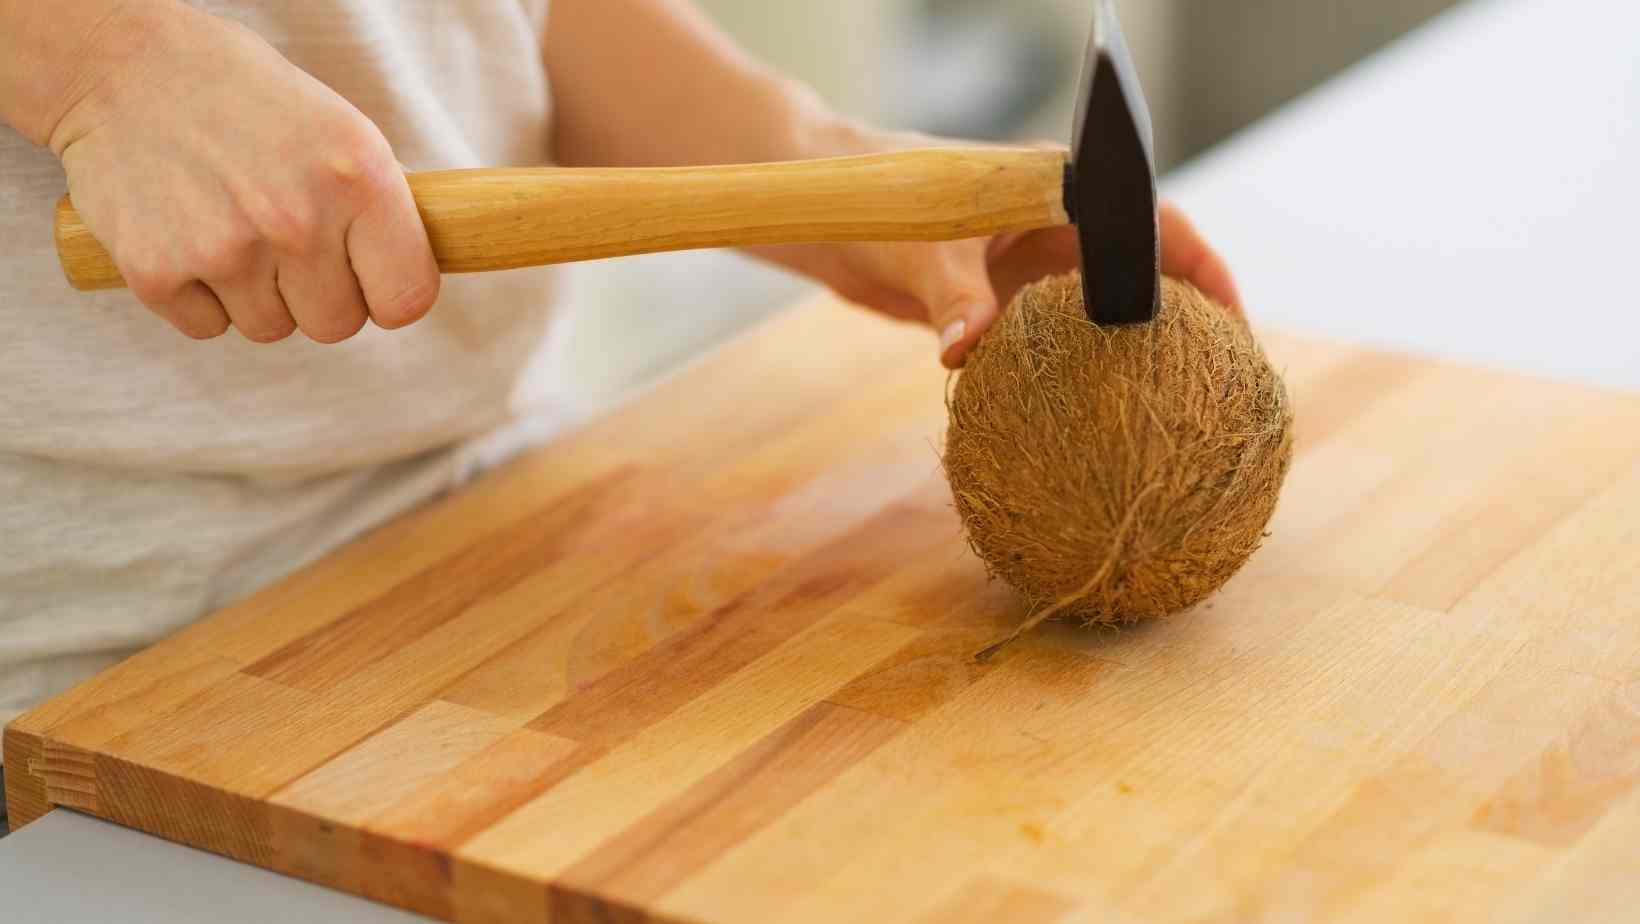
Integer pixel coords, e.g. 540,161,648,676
751,136,1243,370
763,126,1285,652
945,273,1293,656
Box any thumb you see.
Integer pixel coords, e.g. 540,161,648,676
910,241,998,369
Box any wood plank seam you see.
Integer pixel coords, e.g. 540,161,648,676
245,467,644,691
91,750,277,867
522,485,955,749
38,740,99,813
1425,460,1640,617
2,724,51,830
559,699,907,905
8,300,1640,923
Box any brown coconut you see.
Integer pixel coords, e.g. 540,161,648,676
944,273,1292,651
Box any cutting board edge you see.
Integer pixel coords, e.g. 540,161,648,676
2,720,51,830
4,730,717,924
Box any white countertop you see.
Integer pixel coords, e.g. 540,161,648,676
5,0,1636,918
1164,0,1639,391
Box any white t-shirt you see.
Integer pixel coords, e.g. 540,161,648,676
0,0,566,732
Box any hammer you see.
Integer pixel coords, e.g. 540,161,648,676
54,0,1160,326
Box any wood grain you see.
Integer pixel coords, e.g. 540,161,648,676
8,293,1640,924
55,148,1070,290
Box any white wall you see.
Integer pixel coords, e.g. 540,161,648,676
1014,0,1186,166
694,0,903,121
547,0,903,414
698,0,1184,158
1176,0,1458,154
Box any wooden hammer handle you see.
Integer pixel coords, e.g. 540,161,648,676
54,147,1070,291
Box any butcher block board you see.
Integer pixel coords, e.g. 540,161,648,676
8,294,1640,924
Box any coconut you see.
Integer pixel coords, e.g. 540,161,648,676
944,272,1293,654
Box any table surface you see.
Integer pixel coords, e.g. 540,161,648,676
5,0,1637,919
9,292,1640,923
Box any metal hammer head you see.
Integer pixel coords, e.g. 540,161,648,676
1068,0,1160,325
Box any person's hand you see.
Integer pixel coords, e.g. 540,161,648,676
751,131,1241,369
47,2,439,342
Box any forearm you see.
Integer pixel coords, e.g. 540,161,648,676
542,0,869,167
0,0,173,147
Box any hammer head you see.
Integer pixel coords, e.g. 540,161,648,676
1068,0,1161,325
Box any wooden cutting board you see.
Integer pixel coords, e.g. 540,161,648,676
8,294,1640,923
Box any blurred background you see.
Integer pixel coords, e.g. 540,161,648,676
547,0,1461,413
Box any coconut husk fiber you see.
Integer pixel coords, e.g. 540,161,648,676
944,272,1293,656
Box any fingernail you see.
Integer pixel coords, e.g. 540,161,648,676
939,318,967,356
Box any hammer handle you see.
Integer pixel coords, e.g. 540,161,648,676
55,147,1071,291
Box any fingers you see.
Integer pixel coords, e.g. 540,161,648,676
126,166,434,344
986,225,1080,312
343,166,441,330
275,235,370,344
150,281,232,340
207,250,298,344
900,238,998,369
173,163,433,344
1160,203,1242,315
117,240,233,341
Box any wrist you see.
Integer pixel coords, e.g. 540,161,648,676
770,90,940,163
3,0,116,144
42,0,190,155
785,107,942,163
731,71,902,164
776,90,870,160
0,0,183,150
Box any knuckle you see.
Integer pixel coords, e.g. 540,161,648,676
369,274,440,329
239,318,296,344
119,251,183,304
315,126,397,200
230,301,297,343
189,225,258,281
178,313,230,340
244,193,319,255
126,268,181,305
303,311,368,344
